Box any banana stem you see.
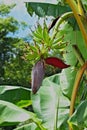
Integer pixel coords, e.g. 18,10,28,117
69,62,87,130
72,45,87,76
51,12,73,40
66,0,87,47
72,45,85,66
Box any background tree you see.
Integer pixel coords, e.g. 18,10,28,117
0,4,31,87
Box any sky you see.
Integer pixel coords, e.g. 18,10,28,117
1,0,37,38
2,0,34,23
1,0,57,38
2,0,57,4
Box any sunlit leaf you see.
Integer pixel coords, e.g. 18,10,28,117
16,100,32,108
32,74,70,129
0,100,34,126
60,68,77,99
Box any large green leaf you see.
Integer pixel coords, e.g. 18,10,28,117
76,31,87,59
32,74,70,130
0,100,34,126
68,100,87,129
64,30,87,60
60,29,87,99
60,68,77,99
25,2,79,30
25,2,71,17
0,85,31,104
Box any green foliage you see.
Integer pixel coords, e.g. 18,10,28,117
4,41,32,86
23,21,71,65
25,1,87,130
16,100,32,108
25,2,78,30
0,85,31,104
0,73,86,129
68,100,87,129
26,2,71,17
0,3,31,86
0,100,32,126
0,3,19,85
0,4,16,16
14,123,41,130
0,17,18,33
32,74,70,130
0,1,87,130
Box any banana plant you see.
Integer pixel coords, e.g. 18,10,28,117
25,1,87,130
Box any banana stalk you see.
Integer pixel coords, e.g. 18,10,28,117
66,0,87,47
69,62,87,130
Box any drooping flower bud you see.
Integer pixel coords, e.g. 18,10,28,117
31,60,45,94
